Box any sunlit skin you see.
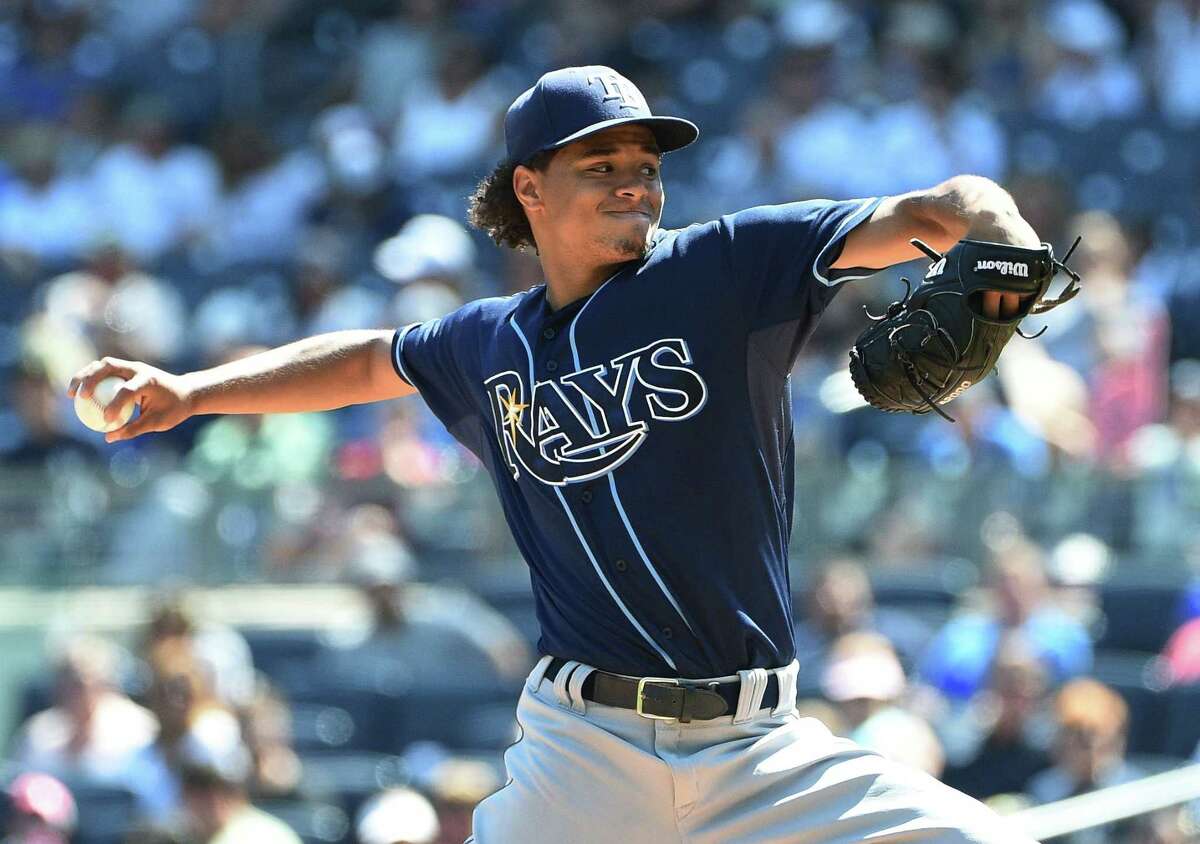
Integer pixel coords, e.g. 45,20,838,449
513,124,663,311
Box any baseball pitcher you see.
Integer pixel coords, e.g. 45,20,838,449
70,66,1078,842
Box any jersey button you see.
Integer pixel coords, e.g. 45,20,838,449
546,360,558,372
661,627,673,639
543,327,556,340
614,558,628,572
580,489,593,504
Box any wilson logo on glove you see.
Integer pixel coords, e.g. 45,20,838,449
974,259,1030,277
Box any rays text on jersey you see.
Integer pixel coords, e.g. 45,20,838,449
485,338,708,485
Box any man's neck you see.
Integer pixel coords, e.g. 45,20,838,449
538,246,631,312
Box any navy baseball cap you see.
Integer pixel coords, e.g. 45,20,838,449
504,66,699,166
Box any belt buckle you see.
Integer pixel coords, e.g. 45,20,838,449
636,676,681,720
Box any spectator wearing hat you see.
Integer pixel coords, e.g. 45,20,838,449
355,787,440,844
176,725,299,844
2,773,76,844
821,632,945,777
11,637,156,790
312,504,530,690
376,213,474,319
123,640,246,824
1025,678,1144,844
38,236,188,370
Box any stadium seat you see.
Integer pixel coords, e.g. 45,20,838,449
472,571,541,648
290,702,362,753
296,750,409,818
288,679,522,754
68,782,138,844
395,689,520,751
1124,753,1191,777
241,627,328,691
14,674,54,727
1162,682,1200,759
1095,581,1188,653
285,685,401,754
1090,650,1173,756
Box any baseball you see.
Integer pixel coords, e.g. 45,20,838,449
74,375,135,433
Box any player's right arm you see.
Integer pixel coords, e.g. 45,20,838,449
67,329,415,442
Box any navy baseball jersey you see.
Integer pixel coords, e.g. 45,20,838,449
391,197,881,678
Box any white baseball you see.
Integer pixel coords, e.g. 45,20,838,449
74,375,135,433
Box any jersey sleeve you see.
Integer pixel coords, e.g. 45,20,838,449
719,196,883,330
391,307,479,434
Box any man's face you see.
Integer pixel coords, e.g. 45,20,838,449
56,667,103,723
184,784,239,840
1058,723,1123,784
517,124,664,265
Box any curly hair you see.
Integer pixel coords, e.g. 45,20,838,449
467,149,557,252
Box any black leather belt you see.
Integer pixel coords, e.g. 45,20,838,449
546,657,780,723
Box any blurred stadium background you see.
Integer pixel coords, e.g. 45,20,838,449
3,0,1200,841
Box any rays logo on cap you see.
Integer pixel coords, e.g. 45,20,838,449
587,73,644,110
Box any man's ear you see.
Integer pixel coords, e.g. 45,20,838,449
513,165,544,212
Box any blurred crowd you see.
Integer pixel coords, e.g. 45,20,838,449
7,527,1200,841
4,0,1200,840
792,532,1200,844
4,0,1200,571
2,567,532,844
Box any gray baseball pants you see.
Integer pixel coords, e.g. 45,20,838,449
467,655,1035,843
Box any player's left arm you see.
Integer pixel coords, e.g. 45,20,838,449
831,175,1040,318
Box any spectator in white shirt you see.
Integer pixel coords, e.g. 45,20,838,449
1034,0,1145,125
11,636,157,788
197,121,327,266
89,96,221,262
0,124,97,266
771,46,877,200
873,61,1008,196
40,238,188,368
390,36,506,181
1147,0,1200,125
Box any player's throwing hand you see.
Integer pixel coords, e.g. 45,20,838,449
66,357,194,443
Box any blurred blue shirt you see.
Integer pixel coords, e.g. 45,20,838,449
919,609,1093,701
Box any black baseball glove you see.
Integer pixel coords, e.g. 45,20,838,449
848,237,1082,421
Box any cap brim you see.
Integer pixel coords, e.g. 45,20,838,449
534,115,699,161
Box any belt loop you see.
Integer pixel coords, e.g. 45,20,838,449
733,667,769,724
567,664,595,713
553,660,581,708
527,655,554,692
772,661,799,716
